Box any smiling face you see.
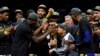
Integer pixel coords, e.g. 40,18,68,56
93,11,100,21
37,8,46,18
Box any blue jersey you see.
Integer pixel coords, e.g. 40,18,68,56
78,17,94,53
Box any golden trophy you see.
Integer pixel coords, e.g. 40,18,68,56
4,28,9,35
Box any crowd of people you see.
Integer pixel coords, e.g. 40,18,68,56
0,4,100,56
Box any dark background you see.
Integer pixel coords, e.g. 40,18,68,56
0,0,100,22
0,0,100,11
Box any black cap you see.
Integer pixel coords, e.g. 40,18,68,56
0,6,9,13
38,4,47,11
15,9,23,15
70,8,82,14
93,5,100,11
28,12,38,21
27,9,35,17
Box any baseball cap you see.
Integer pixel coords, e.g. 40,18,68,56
15,9,23,15
93,5,100,11
28,12,38,21
27,9,35,17
38,4,46,8
86,9,93,14
70,8,82,14
0,6,9,13
38,4,47,11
